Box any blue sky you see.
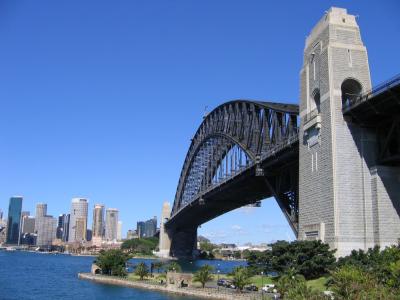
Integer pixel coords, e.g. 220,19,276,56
0,0,399,245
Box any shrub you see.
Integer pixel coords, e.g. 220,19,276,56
193,265,214,288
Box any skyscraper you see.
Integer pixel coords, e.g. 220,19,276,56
92,204,104,238
36,215,56,248
35,203,47,218
62,214,70,242
6,196,23,244
117,221,122,241
137,216,157,238
21,215,35,234
34,203,47,233
68,198,88,243
105,208,118,241
56,214,69,240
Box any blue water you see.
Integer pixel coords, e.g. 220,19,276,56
0,251,246,300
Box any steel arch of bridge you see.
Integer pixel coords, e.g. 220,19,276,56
172,100,299,217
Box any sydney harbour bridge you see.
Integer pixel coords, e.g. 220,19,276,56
158,8,400,258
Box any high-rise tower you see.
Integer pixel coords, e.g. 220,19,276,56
68,198,88,243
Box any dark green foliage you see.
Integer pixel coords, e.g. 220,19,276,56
121,237,158,255
337,245,400,289
230,267,252,292
192,264,214,288
152,261,164,273
95,249,129,277
165,261,182,273
134,262,149,280
329,265,398,300
246,240,336,279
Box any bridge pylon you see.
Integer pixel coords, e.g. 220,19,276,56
298,7,400,256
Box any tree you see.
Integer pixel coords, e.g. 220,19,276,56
193,265,214,288
230,267,251,292
153,261,164,274
284,281,324,300
329,265,397,299
276,268,307,297
166,261,182,273
121,237,159,255
95,249,129,277
134,262,149,280
246,240,336,279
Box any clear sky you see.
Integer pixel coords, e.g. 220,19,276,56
0,0,399,245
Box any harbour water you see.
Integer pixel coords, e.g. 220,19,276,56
0,251,246,300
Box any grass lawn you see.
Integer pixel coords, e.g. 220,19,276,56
307,276,329,292
249,275,276,288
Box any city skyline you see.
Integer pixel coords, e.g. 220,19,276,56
1,1,399,245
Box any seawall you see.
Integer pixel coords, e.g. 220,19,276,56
78,273,261,300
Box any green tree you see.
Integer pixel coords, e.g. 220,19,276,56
193,265,214,288
153,261,164,274
121,237,159,255
95,249,129,277
276,268,306,297
230,267,251,292
284,280,324,300
166,261,182,273
246,240,336,279
134,262,149,280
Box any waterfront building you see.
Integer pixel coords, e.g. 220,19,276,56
126,229,138,240
86,229,92,242
6,196,23,244
105,208,118,241
117,221,122,241
92,204,104,238
35,203,47,218
56,214,65,239
68,198,88,243
36,215,56,247
21,216,35,234
62,214,70,242
34,203,47,233
137,216,157,238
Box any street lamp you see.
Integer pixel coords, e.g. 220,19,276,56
261,271,264,299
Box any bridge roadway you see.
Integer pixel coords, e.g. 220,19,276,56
166,136,299,231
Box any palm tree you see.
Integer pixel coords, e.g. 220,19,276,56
166,261,182,273
231,267,252,292
135,262,149,280
193,265,214,288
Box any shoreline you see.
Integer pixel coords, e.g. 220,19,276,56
78,273,261,300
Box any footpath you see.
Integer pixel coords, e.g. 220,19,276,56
78,273,266,300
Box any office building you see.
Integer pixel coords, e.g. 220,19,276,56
34,203,47,233
21,215,35,234
56,214,69,240
6,196,23,244
92,204,104,238
68,198,88,243
86,229,92,242
105,208,118,241
137,216,157,238
62,214,70,242
117,221,122,241
36,215,56,247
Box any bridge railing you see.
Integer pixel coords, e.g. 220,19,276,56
342,73,400,112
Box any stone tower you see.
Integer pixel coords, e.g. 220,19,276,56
299,7,377,257
157,202,172,258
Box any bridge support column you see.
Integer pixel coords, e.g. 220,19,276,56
169,227,198,259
